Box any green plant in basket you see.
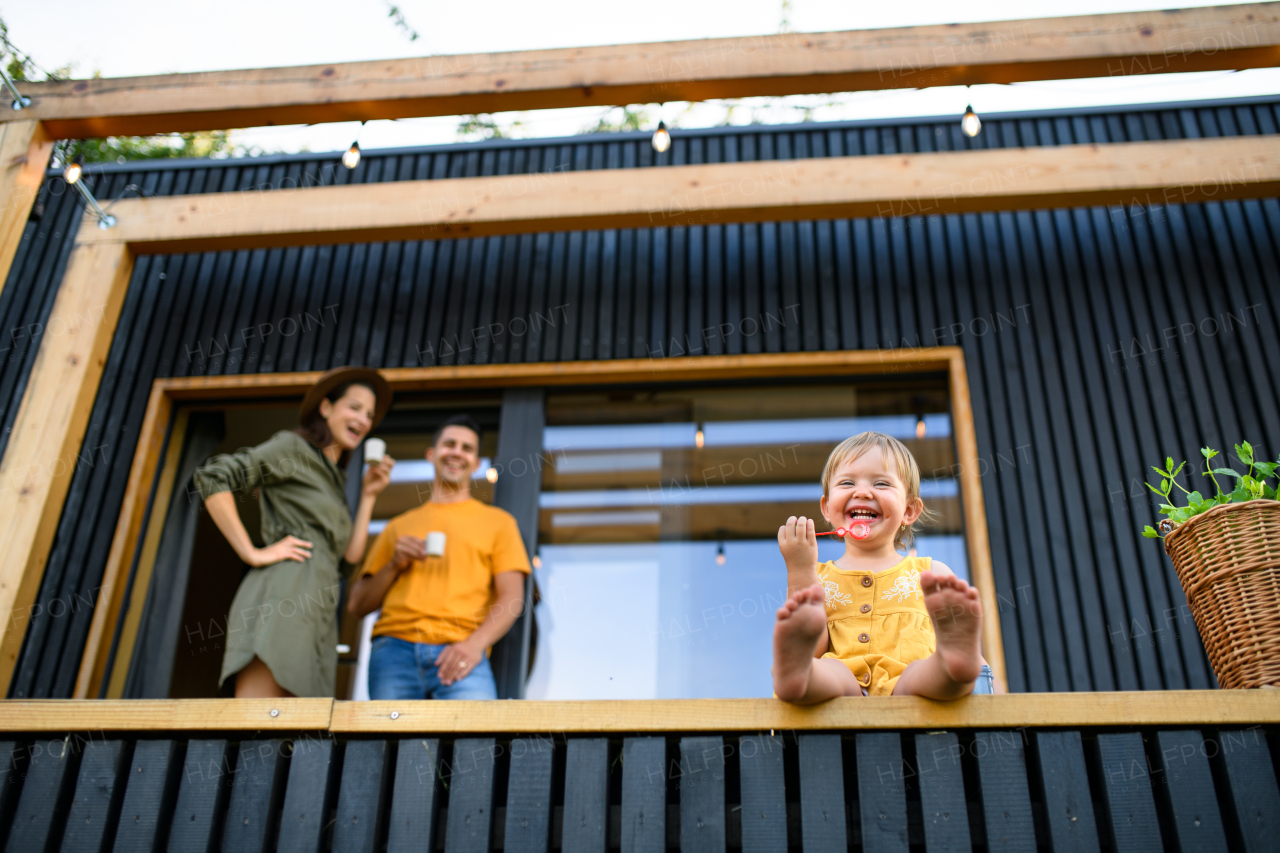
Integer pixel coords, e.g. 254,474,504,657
1142,442,1279,539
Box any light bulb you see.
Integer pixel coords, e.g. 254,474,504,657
651,121,670,154
916,416,927,439
342,141,362,169
694,428,704,449
64,157,83,185
715,542,726,566
532,554,542,569
961,105,982,138
486,467,499,483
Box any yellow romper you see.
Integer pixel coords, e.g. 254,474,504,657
819,555,936,696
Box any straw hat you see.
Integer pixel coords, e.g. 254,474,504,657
299,366,392,430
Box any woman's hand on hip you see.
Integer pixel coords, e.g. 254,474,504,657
435,639,482,686
250,535,313,567
362,457,395,499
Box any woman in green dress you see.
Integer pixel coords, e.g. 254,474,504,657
194,367,394,698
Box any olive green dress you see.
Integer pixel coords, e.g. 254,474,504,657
194,429,354,697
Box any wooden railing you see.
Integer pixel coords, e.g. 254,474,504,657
0,693,1276,851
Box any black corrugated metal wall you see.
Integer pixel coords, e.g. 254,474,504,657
5,97,1280,698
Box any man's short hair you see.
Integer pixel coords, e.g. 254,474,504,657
433,414,482,448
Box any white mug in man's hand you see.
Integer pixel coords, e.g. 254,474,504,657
364,437,386,463
426,531,446,557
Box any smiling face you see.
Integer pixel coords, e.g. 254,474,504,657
820,445,922,549
318,383,377,452
427,424,480,487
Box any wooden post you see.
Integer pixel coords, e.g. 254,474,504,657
949,350,1008,693
0,120,55,297
0,233,133,695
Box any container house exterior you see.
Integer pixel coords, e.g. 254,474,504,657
0,95,1278,850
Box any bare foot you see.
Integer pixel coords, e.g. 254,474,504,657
921,570,983,686
772,583,828,701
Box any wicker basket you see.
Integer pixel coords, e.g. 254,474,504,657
1163,499,1280,689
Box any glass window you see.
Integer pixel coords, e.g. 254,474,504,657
525,380,964,700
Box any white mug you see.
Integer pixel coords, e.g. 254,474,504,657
425,531,446,557
364,437,386,464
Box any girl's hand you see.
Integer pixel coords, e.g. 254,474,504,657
362,457,395,499
778,516,819,570
250,535,313,567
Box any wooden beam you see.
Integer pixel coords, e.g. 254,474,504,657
75,137,1280,254
7,4,1280,138
3,692,1276,733
156,349,957,400
0,237,134,696
947,351,1007,693
0,120,54,296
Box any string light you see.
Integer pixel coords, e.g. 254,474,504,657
63,155,116,229
651,120,671,153
916,415,927,439
715,541,726,566
532,552,542,569
486,466,499,483
694,426,705,449
342,141,362,170
961,104,982,138
342,120,366,169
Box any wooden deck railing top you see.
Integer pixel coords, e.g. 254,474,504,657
0,691,1276,733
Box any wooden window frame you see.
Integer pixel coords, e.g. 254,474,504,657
75,347,1007,698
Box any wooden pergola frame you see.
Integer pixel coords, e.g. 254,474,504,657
0,3,1277,701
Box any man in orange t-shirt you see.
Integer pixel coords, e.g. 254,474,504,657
348,414,530,700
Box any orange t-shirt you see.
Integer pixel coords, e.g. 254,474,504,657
360,499,530,644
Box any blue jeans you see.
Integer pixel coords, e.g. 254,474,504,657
971,664,996,695
367,635,498,700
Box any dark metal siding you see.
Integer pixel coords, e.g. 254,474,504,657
6,97,1280,696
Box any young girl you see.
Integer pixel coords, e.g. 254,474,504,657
772,431,995,702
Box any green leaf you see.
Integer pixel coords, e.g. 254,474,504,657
1213,468,1242,479
1146,483,1165,496
1201,447,1219,460
1238,441,1254,465
1166,456,1175,472
1172,461,1187,478
1142,526,1160,538
1187,491,1204,504
1230,486,1251,503
1253,461,1277,479
1264,483,1277,500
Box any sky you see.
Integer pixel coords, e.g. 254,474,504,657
4,0,1278,156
